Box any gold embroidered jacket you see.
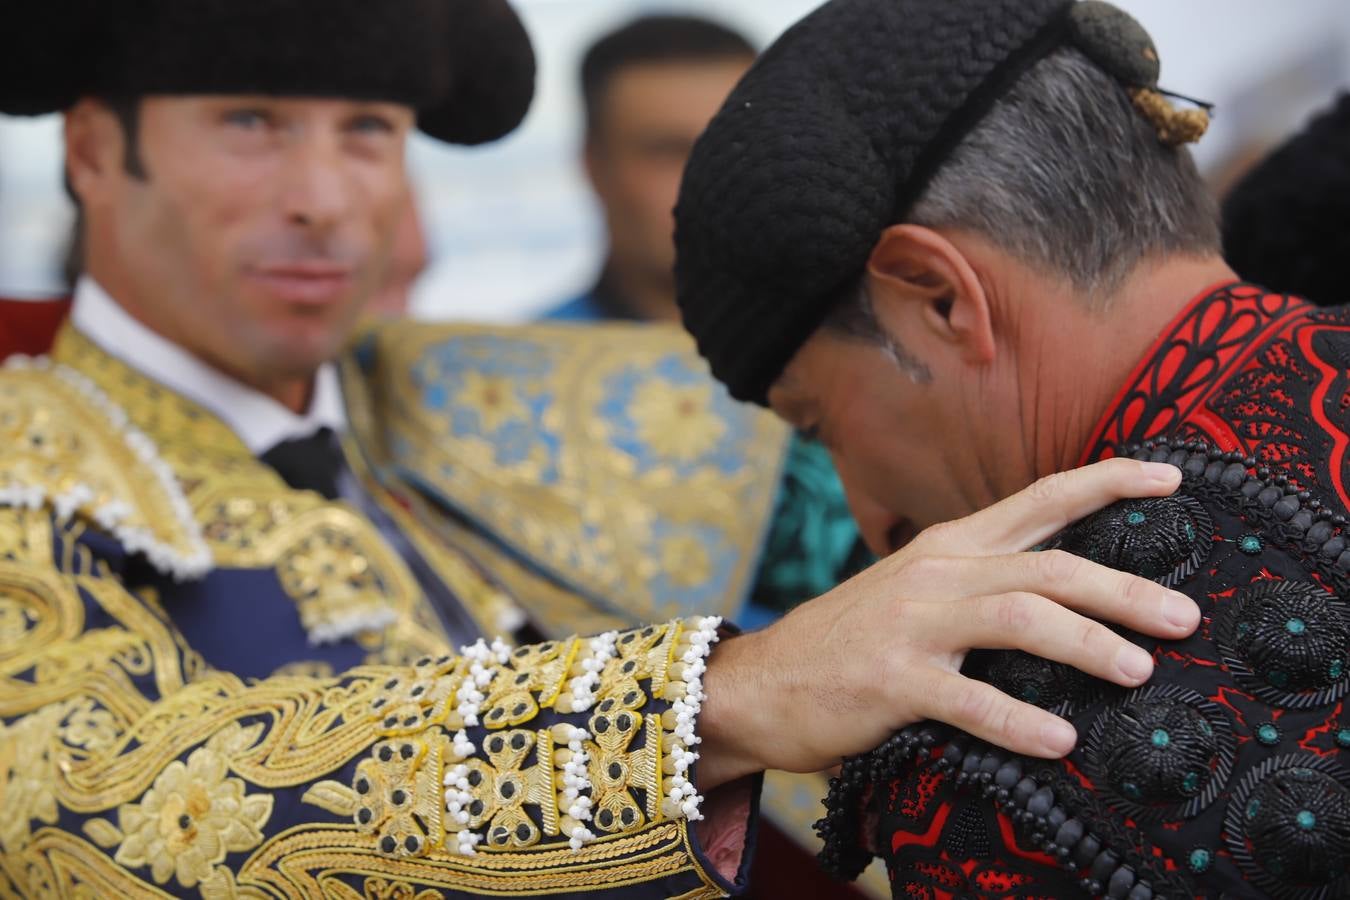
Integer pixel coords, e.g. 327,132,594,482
0,327,761,898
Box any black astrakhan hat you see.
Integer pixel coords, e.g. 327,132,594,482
675,0,1186,405
1223,93,1350,309
0,0,535,146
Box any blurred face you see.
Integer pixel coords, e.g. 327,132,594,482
586,58,752,296
68,95,415,389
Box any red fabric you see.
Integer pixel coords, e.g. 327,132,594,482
0,297,71,359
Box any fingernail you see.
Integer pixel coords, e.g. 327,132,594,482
1040,720,1077,756
1164,591,1200,629
1142,462,1181,483
1116,645,1153,683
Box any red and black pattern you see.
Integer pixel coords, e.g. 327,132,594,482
822,285,1350,899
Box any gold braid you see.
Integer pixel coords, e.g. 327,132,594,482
1129,87,1209,147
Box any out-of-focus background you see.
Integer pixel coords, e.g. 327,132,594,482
2,0,1348,314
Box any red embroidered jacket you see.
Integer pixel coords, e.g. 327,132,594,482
821,283,1350,899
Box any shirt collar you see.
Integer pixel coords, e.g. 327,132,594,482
70,276,348,456
1079,280,1313,465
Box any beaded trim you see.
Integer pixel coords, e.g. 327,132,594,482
567,631,619,713
659,615,721,822
456,637,511,727
2,355,212,580
556,724,597,850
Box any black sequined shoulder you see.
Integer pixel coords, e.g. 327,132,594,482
818,440,1350,899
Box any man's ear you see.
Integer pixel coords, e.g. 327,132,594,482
865,223,995,364
64,99,129,210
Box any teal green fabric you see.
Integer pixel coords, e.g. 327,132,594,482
749,435,873,616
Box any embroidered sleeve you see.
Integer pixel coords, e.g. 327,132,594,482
0,507,737,898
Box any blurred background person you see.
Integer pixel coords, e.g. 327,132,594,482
545,13,755,322
1222,92,1350,308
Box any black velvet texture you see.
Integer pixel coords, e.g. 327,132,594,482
0,0,535,146
674,0,1075,405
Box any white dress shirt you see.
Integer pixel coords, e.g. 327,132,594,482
71,277,347,456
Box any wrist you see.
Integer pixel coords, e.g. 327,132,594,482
694,630,772,792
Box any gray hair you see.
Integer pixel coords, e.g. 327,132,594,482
828,46,1220,340
908,47,1220,303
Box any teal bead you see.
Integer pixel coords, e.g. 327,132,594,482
1337,727,1350,749
1022,685,1041,704
1297,810,1317,831
1188,848,1212,874
1257,724,1280,746
1151,728,1170,748
1332,659,1345,679
1239,535,1263,554
1286,617,1307,635
1122,782,1142,800
1247,798,1261,819
1182,771,1201,793
1184,523,1195,540
1126,511,1147,526
1267,670,1290,688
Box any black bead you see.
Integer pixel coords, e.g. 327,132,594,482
1323,537,1347,558
1338,550,1350,571
1221,463,1248,488
1258,486,1283,507
380,836,397,854
1073,834,1102,867
1203,461,1225,483
1273,497,1300,521
1107,865,1135,898
1128,884,1153,900
1091,849,1121,881
1054,818,1084,848
1012,777,1037,806
1166,450,1190,468
1290,510,1314,533
995,760,1023,789
1308,522,1335,544
1027,786,1055,817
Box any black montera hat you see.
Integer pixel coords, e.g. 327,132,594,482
675,0,1200,405
0,0,535,146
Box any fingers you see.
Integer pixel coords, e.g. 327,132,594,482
916,670,1078,758
934,458,1181,557
934,550,1200,639
953,591,1155,687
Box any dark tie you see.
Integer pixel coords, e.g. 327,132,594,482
260,427,345,500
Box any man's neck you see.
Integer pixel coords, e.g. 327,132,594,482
599,259,679,323
1023,256,1239,478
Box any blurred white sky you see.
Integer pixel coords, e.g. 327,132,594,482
1,0,1348,314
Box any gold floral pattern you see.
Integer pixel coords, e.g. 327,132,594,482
455,370,530,433
114,745,273,888
627,380,727,464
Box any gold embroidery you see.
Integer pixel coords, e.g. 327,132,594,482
362,876,444,900
456,729,555,850
48,327,451,660
351,735,444,859
587,703,661,834
112,744,273,889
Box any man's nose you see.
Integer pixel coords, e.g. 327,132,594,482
280,137,353,232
